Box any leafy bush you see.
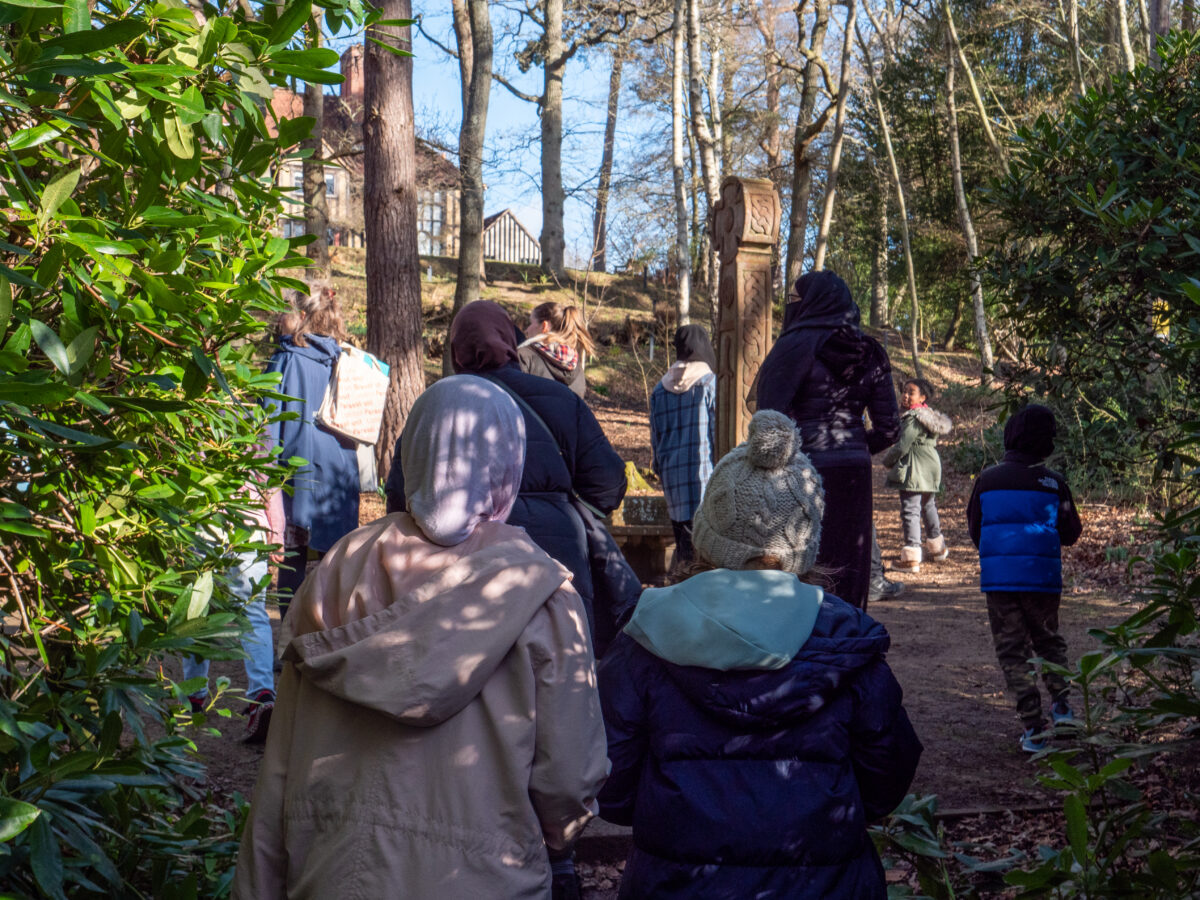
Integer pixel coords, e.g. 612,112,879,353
885,30,1200,898
0,0,373,895
985,30,1200,505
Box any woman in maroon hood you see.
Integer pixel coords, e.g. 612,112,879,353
755,271,900,609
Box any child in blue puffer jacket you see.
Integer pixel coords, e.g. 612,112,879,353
597,410,923,900
967,403,1083,753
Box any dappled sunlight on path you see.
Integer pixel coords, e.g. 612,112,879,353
870,464,1126,810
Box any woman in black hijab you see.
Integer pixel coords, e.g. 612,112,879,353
755,271,900,609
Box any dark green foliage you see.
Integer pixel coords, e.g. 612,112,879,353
0,0,375,895
985,30,1200,501
878,32,1200,898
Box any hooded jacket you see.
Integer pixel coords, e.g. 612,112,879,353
263,334,360,552
385,365,625,614
650,361,717,522
598,569,922,899
966,405,1082,593
519,337,586,397
755,273,900,468
389,305,626,621
883,406,953,493
233,514,608,900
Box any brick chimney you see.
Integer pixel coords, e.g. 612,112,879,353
340,44,364,100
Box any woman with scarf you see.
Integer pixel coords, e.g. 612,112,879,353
650,325,718,567
234,376,607,900
386,301,626,642
755,271,900,609
519,300,595,397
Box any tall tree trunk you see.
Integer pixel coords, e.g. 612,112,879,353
687,0,720,316
592,42,623,274
945,41,995,375
751,4,783,190
687,120,701,286
1148,0,1170,65
449,0,492,346
942,0,1006,168
302,24,330,279
672,0,691,325
785,0,831,286
1136,0,1153,56
707,30,724,179
1114,0,1137,71
942,297,964,351
1066,0,1086,93
859,24,922,379
451,0,472,116
716,0,733,177
364,4,423,479
540,0,566,281
1184,0,1196,32
812,0,857,271
870,164,888,328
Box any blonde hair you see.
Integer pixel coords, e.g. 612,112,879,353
275,286,347,346
531,301,595,357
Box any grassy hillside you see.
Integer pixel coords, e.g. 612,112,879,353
328,247,700,411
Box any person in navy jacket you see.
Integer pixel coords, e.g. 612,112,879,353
385,301,627,643
599,410,922,899
967,403,1083,752
264,289,360,612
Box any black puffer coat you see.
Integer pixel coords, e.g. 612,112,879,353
386,363,626,616
755,272,899,468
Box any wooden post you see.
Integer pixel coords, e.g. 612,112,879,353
712,176,780,458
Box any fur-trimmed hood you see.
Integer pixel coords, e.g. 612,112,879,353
908,406,952,436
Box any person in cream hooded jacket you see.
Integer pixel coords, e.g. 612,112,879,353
233,375,608,900
599,410,922,899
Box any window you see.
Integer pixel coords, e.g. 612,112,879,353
326,173,336,197
419,190,444,237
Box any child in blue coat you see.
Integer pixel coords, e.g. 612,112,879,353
598,410,922,899
967,404,1083,752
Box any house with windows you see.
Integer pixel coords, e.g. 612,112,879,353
268,48,543,266
416,148,461,257
269,45,461,254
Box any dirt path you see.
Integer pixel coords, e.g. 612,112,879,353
870,464,1126,809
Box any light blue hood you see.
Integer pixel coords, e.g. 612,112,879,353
624,569,823,671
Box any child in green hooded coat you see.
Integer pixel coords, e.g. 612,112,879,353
882,378,952,573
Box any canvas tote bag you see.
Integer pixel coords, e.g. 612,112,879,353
316,344,390,446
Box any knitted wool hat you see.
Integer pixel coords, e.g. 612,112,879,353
692,410,825,575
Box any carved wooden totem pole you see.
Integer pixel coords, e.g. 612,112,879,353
711,176,781,458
